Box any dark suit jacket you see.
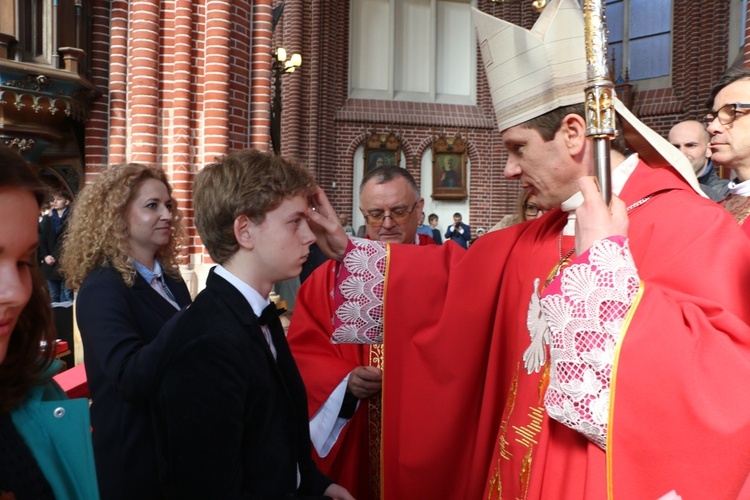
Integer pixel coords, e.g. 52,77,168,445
38,210,69,281
152,270,332,499
445,222,471,249
76,265,191,500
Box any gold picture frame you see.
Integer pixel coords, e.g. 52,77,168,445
363,131,401,173
432,133,467,200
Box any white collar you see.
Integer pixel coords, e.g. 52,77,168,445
728,178,750,197
559,153,639,236
213,264,270,318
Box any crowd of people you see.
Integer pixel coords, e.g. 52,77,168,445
4,0,750,498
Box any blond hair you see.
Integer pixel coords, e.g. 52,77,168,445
61,164,183,290
194,149,315,264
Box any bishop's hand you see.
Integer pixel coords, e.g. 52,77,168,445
306,186,349,261
574,176,628,256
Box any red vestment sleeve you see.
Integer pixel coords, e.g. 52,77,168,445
605,188,750,498
289,261,358,413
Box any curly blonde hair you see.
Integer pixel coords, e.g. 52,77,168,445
61,164,183,290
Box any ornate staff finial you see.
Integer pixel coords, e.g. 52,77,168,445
583,0,616,204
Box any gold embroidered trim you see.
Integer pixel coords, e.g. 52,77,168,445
368,344,384,500
375,244,390,499
606,280,645,500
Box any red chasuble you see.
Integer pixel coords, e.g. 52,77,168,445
288,233,434,500
334,161,750,499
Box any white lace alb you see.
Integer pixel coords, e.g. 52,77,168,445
540,238,640,449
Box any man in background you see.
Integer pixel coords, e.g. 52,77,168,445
705,67,750,236
416,212,432,239
669,119,729,200
39,190,74,302
428,213,442,244
444,212,471,248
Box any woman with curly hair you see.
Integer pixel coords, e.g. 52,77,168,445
61,164,191,500
0,146,98,498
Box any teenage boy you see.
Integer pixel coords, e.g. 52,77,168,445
151,150,353,500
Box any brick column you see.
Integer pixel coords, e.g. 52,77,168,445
85,0,112,175
203,0,232,162
108,0,129,164
280,0,303,159
171,0,197,259
165,0,195,174
250,0,273,151
129,0,161,164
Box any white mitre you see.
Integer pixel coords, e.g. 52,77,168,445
472,0,585,132
471,0,704,197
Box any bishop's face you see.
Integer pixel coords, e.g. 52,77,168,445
502,124,586,211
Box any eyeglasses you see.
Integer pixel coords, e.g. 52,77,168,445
702,103,750,127
362,201,419,227
523,203,541,217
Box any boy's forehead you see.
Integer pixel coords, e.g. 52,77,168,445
269,194,309,215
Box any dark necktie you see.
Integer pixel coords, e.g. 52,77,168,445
258,302,286,326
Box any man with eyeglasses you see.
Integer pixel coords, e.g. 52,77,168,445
304,1,750,497
704,68,750,236
668,120,729,201
287,165,435,500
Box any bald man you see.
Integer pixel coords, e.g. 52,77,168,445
669,119,730,200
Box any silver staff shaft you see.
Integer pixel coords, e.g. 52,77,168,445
583,0,616,205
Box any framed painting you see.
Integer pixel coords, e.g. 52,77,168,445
432,134,467,200
363,131,401,173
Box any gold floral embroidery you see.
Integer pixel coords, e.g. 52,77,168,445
513,407,544,449
538,363,550,403
724,194,750,226
519,448,533,499
488,365,520,500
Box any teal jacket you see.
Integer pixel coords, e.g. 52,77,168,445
10,363,99,499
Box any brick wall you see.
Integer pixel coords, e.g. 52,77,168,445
81,0,739,274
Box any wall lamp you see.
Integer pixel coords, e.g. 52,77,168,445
275,47,302,74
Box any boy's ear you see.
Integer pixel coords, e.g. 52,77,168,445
234,215,254,250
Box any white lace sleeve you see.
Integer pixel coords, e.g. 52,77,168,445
540,237,641,449
331,238,388,344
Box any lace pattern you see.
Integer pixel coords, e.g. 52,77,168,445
331,238,388,344
540,237,640,449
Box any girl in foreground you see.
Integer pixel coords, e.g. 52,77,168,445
0,147,98,499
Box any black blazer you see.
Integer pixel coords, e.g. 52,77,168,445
152,269,332,499
76,265,191,500
38,210,69,281
445,222,472,249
